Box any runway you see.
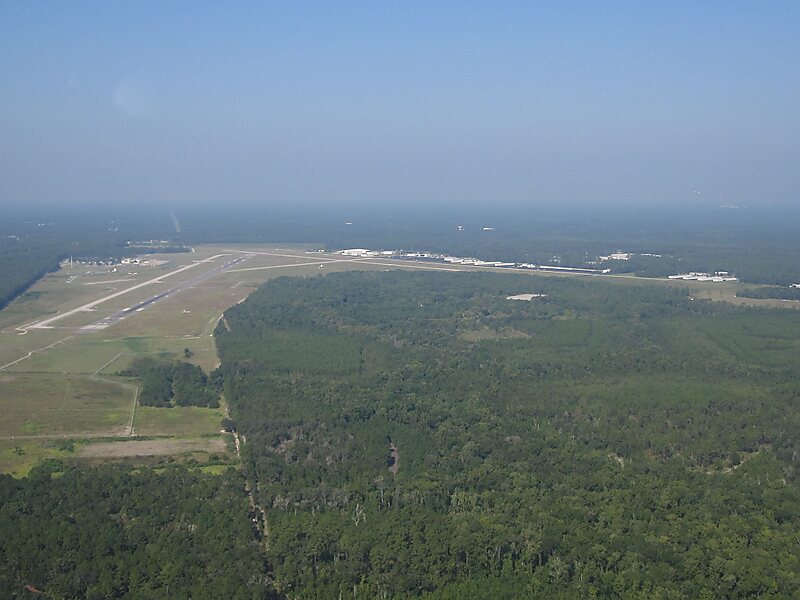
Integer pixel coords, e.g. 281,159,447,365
79,255,250,332
23,253,233,332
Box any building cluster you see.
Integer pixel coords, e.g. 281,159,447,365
668,272,738,282
339,249,395,258
337,249,611,274
596,251,663,262
61,255,166,270
126,240,173,247
598,252,631,261
62,257,119,268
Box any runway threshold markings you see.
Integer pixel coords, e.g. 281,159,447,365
25,254,230,331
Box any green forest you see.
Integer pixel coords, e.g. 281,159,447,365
4,204,800,318
120,357,221,408
177,204,800,286
0,462,273,599
214,271,800,599
3,268,800,598
0,209,182,312
737,286,800,301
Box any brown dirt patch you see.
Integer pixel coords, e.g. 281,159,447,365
79,437,225,458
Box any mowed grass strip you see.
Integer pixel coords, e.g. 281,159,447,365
133,406,225,436
0,373,133,437
5,337,131,374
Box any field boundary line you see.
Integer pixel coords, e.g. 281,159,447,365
127,384,139,436
0,336,74,371
93,352,124,376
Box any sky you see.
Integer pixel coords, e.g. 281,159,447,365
1,1,799,209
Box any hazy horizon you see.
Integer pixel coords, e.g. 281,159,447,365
2,2,799,209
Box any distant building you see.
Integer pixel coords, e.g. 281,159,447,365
668,272,738,282
599,252,631,261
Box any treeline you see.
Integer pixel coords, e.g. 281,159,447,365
5,202,800,305
736,286,800,301
0,237,66,311
176,203,800,285
0,206,182,311
216,270,800,598
0,462,274,599
120,357,220,408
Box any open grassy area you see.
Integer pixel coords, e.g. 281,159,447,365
5,337,128,374
133,406,225,436
0,436,236,477
0,438,81,477
0,373,133,438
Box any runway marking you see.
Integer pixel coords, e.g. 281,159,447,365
224,249,649,279
226,257,365,273
83,278,134,285
93,352,124,376
23,255,230,332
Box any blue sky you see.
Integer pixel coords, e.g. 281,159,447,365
1,1,798,207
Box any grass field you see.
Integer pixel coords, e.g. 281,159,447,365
1,243,797,475
0,373,132,437
0,438,80,477
133,406,226,436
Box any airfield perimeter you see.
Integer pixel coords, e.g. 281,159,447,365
0,244,788,476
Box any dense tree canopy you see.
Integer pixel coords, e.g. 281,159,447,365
0,209,184,311
3,264,800,598
120,357,220,408
216,271,800,598
0,463,273,599
737,286,800,301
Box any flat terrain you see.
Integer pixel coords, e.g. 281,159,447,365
78,436,226,458
216,269,800,597
0,373,132,438
0,243,795,475
0,244,395,474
